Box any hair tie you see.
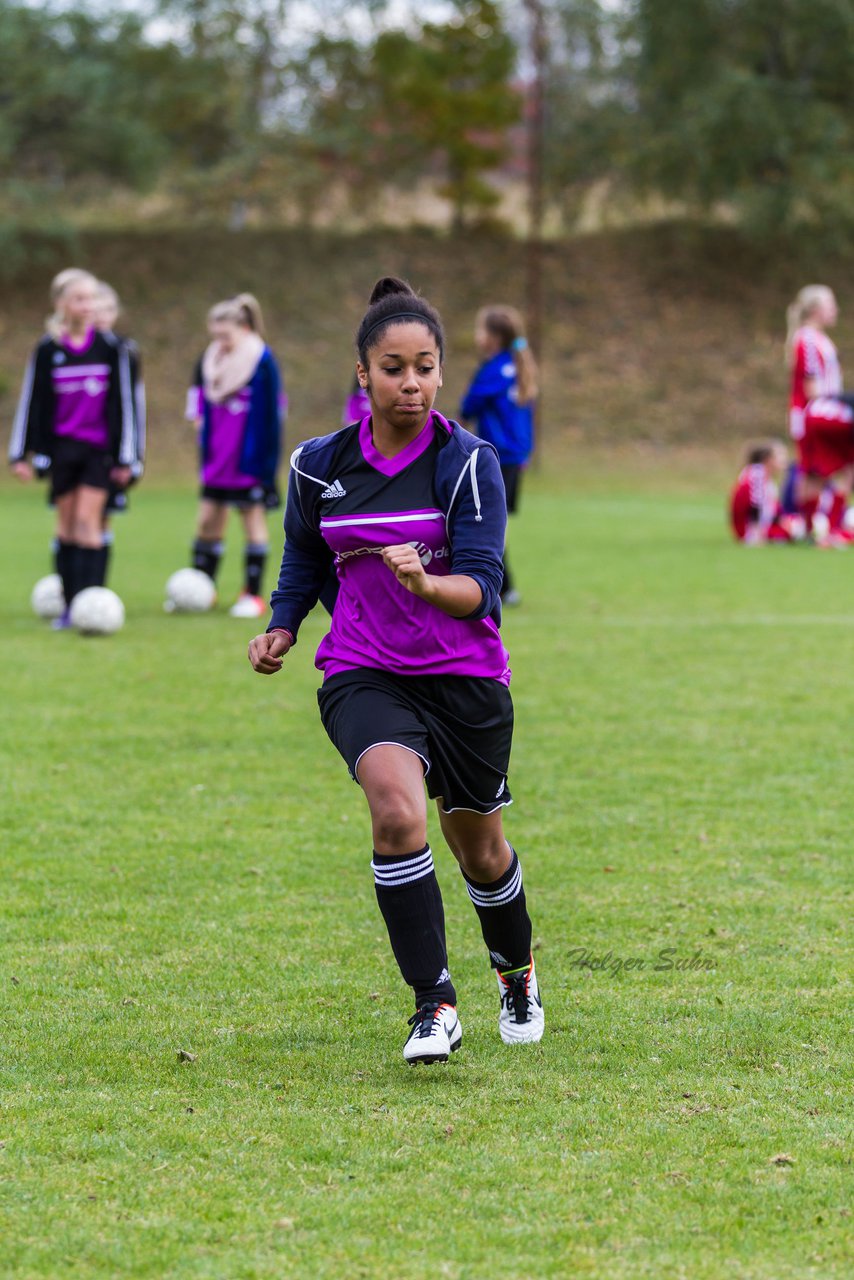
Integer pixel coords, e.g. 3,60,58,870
363,311,432,346
511,336,528,351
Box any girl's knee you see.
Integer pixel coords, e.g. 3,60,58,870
454,834,510,881
370,792,426,854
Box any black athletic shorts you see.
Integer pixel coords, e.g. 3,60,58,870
500,463,522,515
317,667,514,814
50,437,112,501
201,483,280,510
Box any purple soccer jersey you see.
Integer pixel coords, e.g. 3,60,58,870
51,330,110,448
342,386,371,427
313,415,510,682
200,387,259,489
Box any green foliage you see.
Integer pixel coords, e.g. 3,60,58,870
627,0,854,233
0,4,237,189
545,1,636,212
4,0,854,240
301,1,520,227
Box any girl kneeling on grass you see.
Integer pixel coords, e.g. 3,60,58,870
185,294,284,618
8,268,137,626
729,440,796,544
249,277,544,1065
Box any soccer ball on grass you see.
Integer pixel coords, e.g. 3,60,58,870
31,574,66,620
70,587,125,636
164,568,216,613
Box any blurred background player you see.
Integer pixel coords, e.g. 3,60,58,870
786,285,854,544
729,440,798,543
185,293,284,618
342,373,370,426
92,281,146,584
460,305,538,605
8,267,136,625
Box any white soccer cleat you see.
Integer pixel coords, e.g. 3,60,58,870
497,957,544,1044
228,593,267,619
403,1002,462,1065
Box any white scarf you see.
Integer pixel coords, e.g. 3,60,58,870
201,332,265,404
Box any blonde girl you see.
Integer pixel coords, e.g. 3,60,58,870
184,294,284,617
8,268,135,625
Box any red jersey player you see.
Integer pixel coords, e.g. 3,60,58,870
786,285,854,544
730,441,797,544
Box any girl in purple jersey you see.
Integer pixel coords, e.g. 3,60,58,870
342,373,371,427
185,294,284,618
249,277,543,1065
9,268,136,626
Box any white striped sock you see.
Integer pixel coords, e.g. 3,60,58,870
465,857,522,908
371,846,434,888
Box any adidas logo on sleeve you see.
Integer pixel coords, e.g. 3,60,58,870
321,479,347,499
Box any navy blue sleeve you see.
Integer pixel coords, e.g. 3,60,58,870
260,352,282,486
105,340,127,463
460,359,508,421
268,466,335,640
446,444,506,621
9,342,52,462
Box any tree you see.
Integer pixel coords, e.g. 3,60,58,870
627,0,854,233
300,1,521,228
0,5,237,189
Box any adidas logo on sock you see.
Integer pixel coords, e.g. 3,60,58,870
489,950,510,966
436,967,451,984
321,479,347,499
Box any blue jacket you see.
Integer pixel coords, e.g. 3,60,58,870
199,347,282,487
267,413,507,642
460,350,533,466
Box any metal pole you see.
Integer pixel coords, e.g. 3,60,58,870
522,0,546,455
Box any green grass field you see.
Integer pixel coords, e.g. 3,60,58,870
1,472,850,1280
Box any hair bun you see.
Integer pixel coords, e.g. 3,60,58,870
369,276,415,306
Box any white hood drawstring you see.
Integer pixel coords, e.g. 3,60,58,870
469,448,482,523
448,450,483,522
289,444,333,489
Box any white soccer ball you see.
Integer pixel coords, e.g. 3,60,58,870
784,513,807,542
812,512,830,540
31,573,66,620
70,587,125,636
164,568,216,613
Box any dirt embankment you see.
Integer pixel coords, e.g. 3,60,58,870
1,225,851,478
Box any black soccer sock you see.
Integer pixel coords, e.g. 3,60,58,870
73,546,104,596
56,540,75,607
244,542,268,597
191,538,223,582
372,845,457,1008
97,530,113,586
462,847,532,971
